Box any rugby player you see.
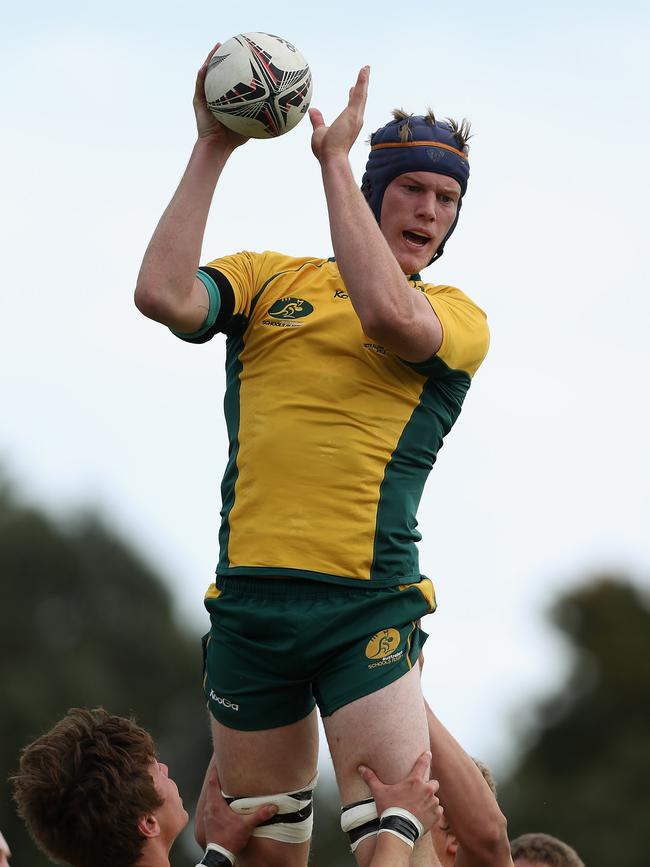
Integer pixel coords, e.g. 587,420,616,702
135,44,489,867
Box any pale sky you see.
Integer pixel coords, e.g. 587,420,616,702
2,0,649,776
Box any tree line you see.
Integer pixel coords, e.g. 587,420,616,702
1,480,649,866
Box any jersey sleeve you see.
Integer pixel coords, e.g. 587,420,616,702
424,284,490,377
172,251,276,343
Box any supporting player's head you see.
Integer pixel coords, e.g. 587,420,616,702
361,109,471,268
510,832,585,867
12,707,188,867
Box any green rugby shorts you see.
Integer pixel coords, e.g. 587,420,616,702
202,575,436,730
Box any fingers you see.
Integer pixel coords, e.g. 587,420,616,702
203,42,222,69
309,107,325,131
195,43,221,97
358,763,381,793
348,65,370,111
409,750,433,782
245,804,278,830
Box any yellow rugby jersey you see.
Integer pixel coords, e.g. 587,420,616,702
176,250,489,587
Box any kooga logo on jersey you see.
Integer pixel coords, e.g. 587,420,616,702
267,297,314,320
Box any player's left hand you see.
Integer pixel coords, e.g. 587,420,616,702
309,66,369,164
358,751,444,835
199,765,277,855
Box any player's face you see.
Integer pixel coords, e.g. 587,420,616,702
379,171,461,274
150,760,189,841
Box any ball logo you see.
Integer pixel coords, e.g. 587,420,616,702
267,297,314,320
365,628,401,659
268,33,297,52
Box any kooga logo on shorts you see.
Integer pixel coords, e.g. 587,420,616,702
210,689,239,711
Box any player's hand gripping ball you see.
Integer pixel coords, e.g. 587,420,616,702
205,32,312,139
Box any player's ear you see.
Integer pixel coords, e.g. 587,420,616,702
447,833,458,857
137,812,161,839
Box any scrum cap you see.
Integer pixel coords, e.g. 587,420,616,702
361,111,471,262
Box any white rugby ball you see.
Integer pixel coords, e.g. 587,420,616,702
205,32,312,139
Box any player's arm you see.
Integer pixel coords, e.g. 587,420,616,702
134,44,247,334
309,68,442,363
422,694,512,867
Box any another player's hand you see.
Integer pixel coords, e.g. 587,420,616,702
309,66,369,164
358,751,443,834
194,44,249,151
199,765,277,855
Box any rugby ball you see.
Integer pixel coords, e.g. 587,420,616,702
205,32,312,139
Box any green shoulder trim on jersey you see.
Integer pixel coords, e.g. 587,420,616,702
371,360,471,582
171,270,221,340
218,330,245,568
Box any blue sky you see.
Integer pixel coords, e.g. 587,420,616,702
2,0,649,775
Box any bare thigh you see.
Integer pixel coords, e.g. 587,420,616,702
197,709,319,867
323,665,429,867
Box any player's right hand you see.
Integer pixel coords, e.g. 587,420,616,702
358,751,443,834
309,65,369,164
194,44,249,151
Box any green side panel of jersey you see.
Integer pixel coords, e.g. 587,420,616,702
371,358,471,583
218,329,246,569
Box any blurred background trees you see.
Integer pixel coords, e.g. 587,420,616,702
499,577,650,866
0,477,212,867
2,472,649,866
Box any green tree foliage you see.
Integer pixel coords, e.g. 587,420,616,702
500,576,650,866
0,480,212,867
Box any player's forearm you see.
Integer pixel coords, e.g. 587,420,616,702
134,137,232,322
368,832,413,867
425,702,510,866
319,155,418,337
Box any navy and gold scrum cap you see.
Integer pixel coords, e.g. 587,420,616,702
361,110,471,262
